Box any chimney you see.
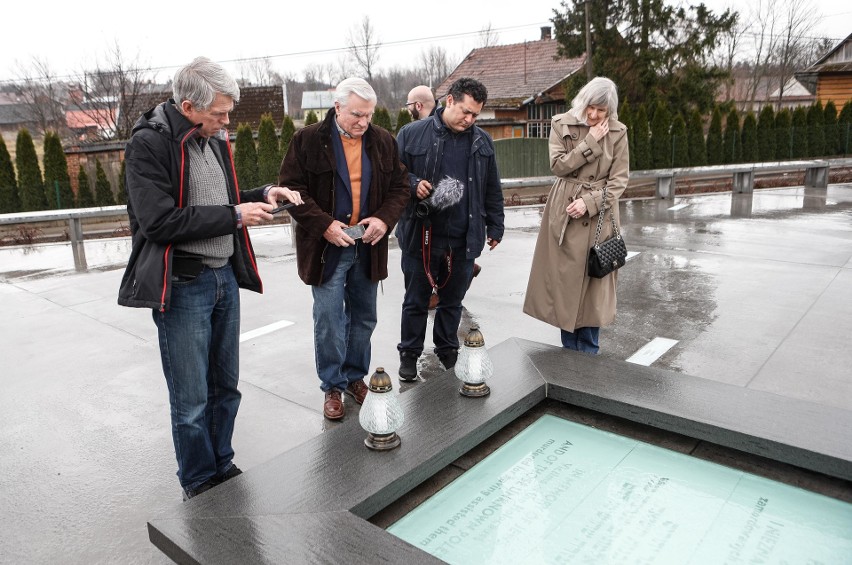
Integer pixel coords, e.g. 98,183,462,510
541,26,552,40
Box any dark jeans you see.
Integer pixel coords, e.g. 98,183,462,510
561,327,600,354
153,265,241,492
399,247,475,357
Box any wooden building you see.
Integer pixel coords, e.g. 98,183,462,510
797,33,852,107
435,27,585,141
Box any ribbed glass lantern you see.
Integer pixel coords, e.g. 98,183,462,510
455,325,494,397
359,367,404,450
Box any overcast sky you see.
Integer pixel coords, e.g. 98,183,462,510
1,0,848,85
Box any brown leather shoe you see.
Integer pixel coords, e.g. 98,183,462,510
345,379,368,405
323,390,344,420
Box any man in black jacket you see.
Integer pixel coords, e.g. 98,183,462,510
118,57,301,499
395,78,504,380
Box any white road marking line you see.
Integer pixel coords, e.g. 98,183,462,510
668,203,689,211
240,320,295,342
627,251,641,260
626,337,679,366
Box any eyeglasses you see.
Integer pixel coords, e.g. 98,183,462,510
404,102,417,108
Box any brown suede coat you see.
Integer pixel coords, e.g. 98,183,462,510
278,111,409,285
523,112,629,332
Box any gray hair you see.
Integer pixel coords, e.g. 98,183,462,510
333,77,377,106
569,76,619,122
173,57,240,110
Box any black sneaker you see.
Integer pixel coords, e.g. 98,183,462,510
219,464,242,483
438,350,458,370
182,478,218,501
399,351,419,381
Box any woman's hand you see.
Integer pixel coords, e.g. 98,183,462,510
590,120,609,141
566,198,587,219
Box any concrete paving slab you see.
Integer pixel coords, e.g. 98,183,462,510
1,183,850,563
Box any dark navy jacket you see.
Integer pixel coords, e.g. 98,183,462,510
395,109,504,259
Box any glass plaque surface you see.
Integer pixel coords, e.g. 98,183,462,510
387,414,852,564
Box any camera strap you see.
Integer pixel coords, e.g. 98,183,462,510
421,218,452,291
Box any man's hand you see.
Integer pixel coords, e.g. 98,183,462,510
487,237,500,250
236,202,274,227
416,179,432,200
324,220,356,247
359,217,388,246
266,185,304,207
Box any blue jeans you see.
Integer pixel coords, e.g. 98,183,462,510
312,243,378,392
153,265,241,492
399,247,475,357
561,327,600,354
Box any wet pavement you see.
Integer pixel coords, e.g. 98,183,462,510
1,184,851,563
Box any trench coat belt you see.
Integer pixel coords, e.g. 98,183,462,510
557,178,609,246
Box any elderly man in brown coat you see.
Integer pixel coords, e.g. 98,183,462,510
523,77,629,354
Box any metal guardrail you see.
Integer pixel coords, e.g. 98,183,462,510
0,205,127,271
3,158,851,272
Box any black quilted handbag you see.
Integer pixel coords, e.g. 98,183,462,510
587,187,627,278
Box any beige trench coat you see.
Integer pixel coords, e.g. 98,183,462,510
523,112,629,332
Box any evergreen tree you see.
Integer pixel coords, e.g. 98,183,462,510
791,106,808,158
304,111,319,126
741,112,758,163
553,0,735,112
16,128,47,211
838,101,852,155
706,106,724,165
722,108,741,164
757,105,776,162
774,109,793,160
807,102,825,157
632,104,651,171
256,114,281,185
823,101,838,157
372,107,393,132
687,109,706,167
116,160,127,205
619,100,634,164
395,109,412,134
280,115,296,157
233,124,258,189
76,165,95,208
94,158,115,206
670,113,688,168
650,102,672,168
0,136,20,213
42,132,75,209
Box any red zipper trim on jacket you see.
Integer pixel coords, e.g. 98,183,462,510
159,125,201,311
225,133,263,292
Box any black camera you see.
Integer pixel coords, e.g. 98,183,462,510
415,198,435,219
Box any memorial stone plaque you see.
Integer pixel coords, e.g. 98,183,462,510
388,415,852,564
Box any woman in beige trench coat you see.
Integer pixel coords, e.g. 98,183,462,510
523,77,629,354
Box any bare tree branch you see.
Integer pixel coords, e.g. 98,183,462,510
347,16,381,80
11,57,68,137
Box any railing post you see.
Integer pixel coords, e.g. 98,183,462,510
804,164,829,189
68,217,88,271
733,170,754,193
656,174,675,199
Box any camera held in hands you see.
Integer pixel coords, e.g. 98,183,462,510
414,176,464,219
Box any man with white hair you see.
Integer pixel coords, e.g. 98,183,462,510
118,57,302,499
279,77,409,420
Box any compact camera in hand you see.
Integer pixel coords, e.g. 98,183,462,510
343,224,366,239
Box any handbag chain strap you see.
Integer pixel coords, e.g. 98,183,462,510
592,186,620,246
